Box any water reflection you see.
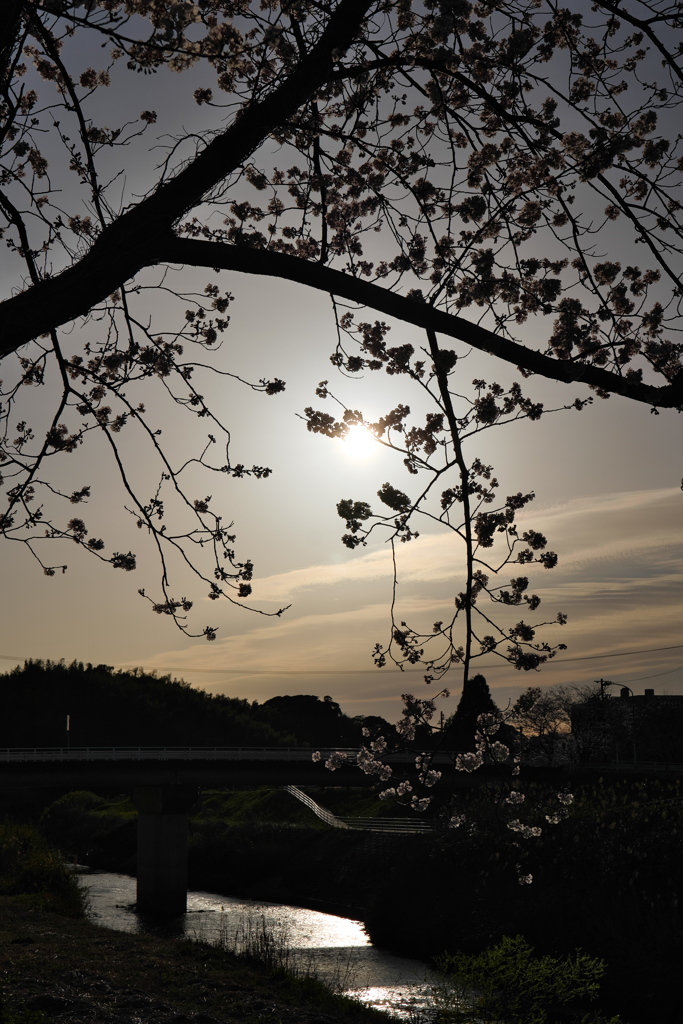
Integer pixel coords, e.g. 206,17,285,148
80,871,437,1019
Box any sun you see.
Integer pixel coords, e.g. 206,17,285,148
341,424,376,460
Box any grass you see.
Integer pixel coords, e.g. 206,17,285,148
196,787,331,827
205,907,366,999
0,817,388,1024
0,894,389,1024
210,910,296,970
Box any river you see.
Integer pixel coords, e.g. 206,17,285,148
79,870,440,1019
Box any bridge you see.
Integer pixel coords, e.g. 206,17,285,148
3,747,681,915
0,745,441,915
0,745,379,788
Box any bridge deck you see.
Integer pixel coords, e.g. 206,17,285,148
1,748,681,789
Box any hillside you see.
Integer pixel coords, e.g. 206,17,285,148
0,660,293,748
0,661,401,750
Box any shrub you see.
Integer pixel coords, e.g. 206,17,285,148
0,822,86,917
433,936,620,1024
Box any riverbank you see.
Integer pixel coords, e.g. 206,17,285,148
0,894,388,1024
24,781,683,1022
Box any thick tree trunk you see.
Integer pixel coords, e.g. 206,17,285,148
0,0,29,89
0,1,680,411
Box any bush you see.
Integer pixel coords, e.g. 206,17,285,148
0,822,86,917
433,936,620,1024
39,791,136,871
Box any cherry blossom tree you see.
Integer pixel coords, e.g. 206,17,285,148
0,0,680,688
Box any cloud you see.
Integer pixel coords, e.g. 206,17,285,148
131,487,683,711
133,599,418,676
246,536,470,605
531,487,682,575
251,486,682,602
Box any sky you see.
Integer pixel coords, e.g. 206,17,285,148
1,6,682,726
1,271,680,722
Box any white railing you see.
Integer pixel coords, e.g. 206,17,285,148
283,784,434,833
3,748,680,773
0,746,360,763
577,761,683,774
283,785,350,828
338,815,435,832
0,746,453,764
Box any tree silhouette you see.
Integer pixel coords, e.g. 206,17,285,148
0,1,680,706
262,694,358,746
444,673,498,750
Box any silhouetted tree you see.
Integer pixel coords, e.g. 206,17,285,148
262,694,359,746
354,714,400,749
0,0,680,720
444,673,499,750
509,684,577,765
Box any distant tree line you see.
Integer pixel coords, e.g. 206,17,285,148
0,660,398,749
6,660,670,763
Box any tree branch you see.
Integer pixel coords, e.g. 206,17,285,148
0,0,374,350
1,0,680,411
0,0,28,91
163,238,683,410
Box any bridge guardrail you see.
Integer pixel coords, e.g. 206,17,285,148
0,746,363,763
0,746,454,764
3,749,683,773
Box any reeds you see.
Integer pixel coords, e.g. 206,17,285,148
212,910,294,971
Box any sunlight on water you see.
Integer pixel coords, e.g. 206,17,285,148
351,984,439,1019
186,888,370,949
80,871,438,1019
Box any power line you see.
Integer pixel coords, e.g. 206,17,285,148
562,643,683,662
119,642,683,674
477,644,683,670
620,665,682,684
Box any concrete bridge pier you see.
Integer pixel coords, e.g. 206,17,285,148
133,785,199,915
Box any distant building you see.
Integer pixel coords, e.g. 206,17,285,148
571,689,683,763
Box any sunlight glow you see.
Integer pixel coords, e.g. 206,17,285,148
341,424,376,460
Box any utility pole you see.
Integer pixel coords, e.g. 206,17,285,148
596,678,614,699
595,679,636,763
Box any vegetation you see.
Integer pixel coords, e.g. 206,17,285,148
0,660,292,747
263,695,381,748
442,678,604,765
0,811,630,1019
367,777,683,1021
443,673,515,751
0,664,677,1021
432,936,620,1024
38,790,138,873
0,892,387,1024
0,660,399,748
0,821,86,918
28,773,683,1020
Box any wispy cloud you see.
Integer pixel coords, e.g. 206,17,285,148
132,487,682,711
532,487,682,574
251,487,682,602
